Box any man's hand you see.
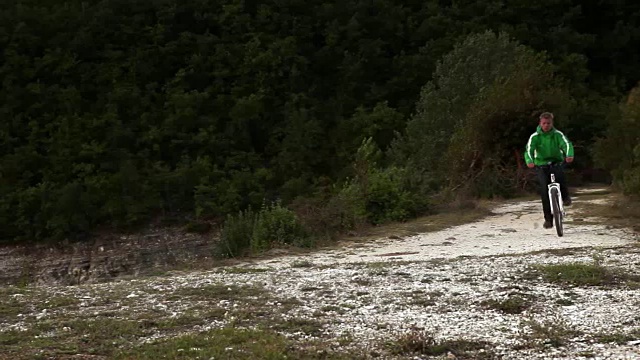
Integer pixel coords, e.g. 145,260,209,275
527,162,535,169
566,157,574,163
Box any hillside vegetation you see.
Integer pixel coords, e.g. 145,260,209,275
2,0,640,246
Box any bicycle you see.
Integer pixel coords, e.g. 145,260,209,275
539,162,566,237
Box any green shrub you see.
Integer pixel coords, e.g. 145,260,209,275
289,190,366,241
218,202,308,257
251,202,307,252
594,86,640,195
340,138,428,225
362,167,422,224
219,209,256,258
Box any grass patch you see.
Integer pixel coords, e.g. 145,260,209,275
571,194,640,232
153,312,212,330
386,330,493,358
291,259,314,268
0,296,28,320
271,318,325,337
2,317,149,358
480,295,533,314
532,262,640,287
223,267,272,274
0,287,35,320
39,295,80,309
320,305,347,314
171,284,267,301
114,327,353,359
407,290,443,307
66,317,150,348
593,329,640,344
520,317,580,349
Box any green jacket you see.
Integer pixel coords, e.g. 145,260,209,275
524,126,574,166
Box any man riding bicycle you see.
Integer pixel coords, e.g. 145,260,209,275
524,112,574,229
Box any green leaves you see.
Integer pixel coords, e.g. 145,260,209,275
219,201,307,257
392,31,565,197
594,86,640,195
1,0,639,243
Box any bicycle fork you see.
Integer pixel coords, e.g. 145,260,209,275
547,174,565,216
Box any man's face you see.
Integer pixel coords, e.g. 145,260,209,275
539,118,553,132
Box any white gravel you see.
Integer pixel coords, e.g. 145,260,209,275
221,188,640,359
3,188,640,359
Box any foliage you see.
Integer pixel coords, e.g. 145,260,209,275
219,201,307,257
252,201,308,251
1,0,640,243
343,138,427,224
594,85,640,195
219,209,256,258
391,31,568,199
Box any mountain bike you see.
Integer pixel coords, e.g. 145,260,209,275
540,162,566,237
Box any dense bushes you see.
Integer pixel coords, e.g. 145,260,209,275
219,202,307,257
594,86,640,195
2,0,639,244
390,31,568,200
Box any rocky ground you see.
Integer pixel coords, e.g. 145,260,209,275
1,187,639,359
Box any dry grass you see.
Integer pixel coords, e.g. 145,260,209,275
386,329,495,359
571,192,640,233
480,295,533,314
519,316,581,349
531,262,640,288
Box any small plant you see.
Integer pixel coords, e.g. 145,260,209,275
219,208,256,257
172,284,267,302
533,262,640,287
218,201,308,257
222,267,271,274
555,298,575,306
481,295,532,314
271,318,325,337
291,259,314,268
386,330,492,358
0,296,26,320
593,330,640,345
520,317,580,349
252,201,308,252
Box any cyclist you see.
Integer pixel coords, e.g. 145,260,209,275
524,112,574,229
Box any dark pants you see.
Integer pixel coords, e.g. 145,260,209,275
536,165,570,222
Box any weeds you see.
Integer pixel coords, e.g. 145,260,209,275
593,329,640,344
532,262,640,287
115,326,358,359
386,330,493,358
520,317,580,349
291,259,314,268
271,318,325,337
171,284,267,301
218,202,308,257
480,295,533,314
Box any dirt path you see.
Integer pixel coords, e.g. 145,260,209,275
253,187,636,269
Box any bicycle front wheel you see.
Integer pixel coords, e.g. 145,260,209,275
550,188,563,237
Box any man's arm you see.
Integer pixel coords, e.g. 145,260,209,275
556,130,574,162
524,133,537,167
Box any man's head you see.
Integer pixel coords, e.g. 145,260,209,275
539,112,554,132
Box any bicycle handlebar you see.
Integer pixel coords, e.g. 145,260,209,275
535,161,566,168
